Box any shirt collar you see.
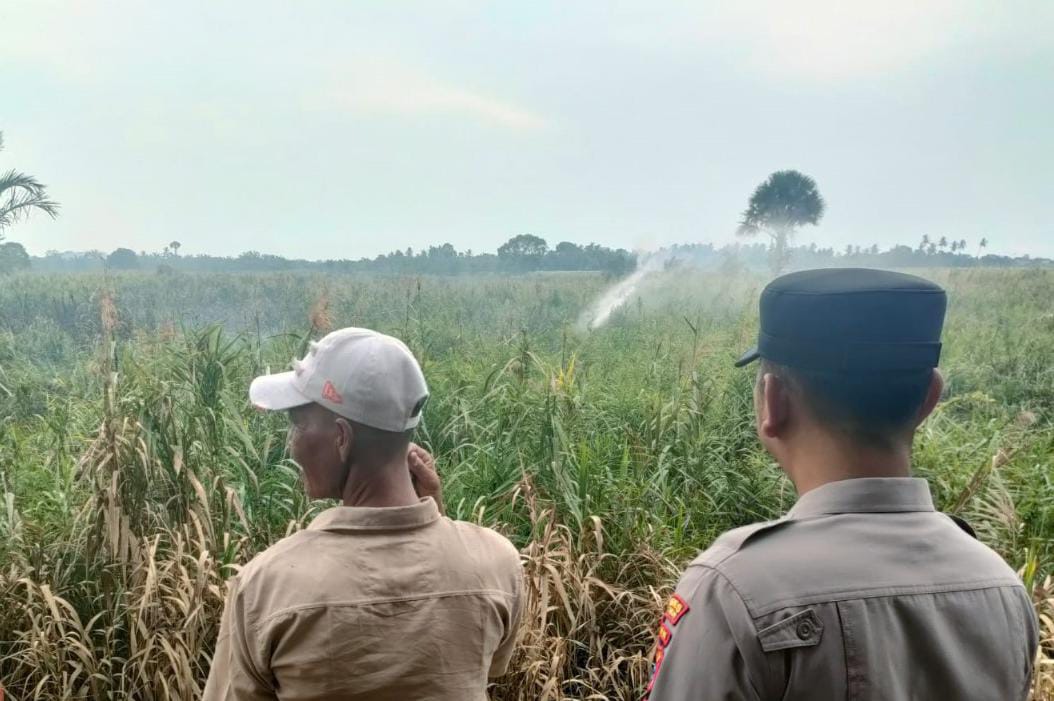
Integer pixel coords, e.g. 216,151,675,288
307,497,441,533
786,477,935,519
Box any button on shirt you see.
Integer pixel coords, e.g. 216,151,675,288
204,497,523,701
647,478,1039,701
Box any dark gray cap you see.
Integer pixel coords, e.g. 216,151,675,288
735,268,946,372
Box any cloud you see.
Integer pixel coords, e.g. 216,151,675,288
321,60,547,130
707,0,978,80
614,0,1053,82
0,1,146,85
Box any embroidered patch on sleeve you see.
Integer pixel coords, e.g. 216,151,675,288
643,645,666,698
656,620,673,648
663,594,690,625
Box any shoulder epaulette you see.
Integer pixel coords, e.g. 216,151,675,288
691,518,791,569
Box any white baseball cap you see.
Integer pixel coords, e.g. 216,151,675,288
249,327,429,432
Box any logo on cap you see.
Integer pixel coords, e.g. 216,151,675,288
321,380,343,404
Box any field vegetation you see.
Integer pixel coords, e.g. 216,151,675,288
0,268,1051,699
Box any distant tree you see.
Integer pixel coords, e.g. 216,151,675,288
958,239,966,251
938,236,948,251
950,241,959,253
106,247,140,270
169,240,181,256
736,170,825,274
551,241,585,270
919,234,930,251
0,131,60,237
979,237,988,255
927,243,937,255
498,234,548,271
0,241,30,274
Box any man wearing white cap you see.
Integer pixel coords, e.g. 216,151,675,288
204,328,524,701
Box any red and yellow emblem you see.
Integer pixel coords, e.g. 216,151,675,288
663,594,690,625
644,645,666,696
656,620,673,648
643,594,691,699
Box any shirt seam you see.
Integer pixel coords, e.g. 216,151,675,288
692,566,768,699
786,505,934,519
255,588,518,628
308,523,439,532
715,578,1026,618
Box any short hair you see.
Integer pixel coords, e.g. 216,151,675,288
759,359,934,448
346,419,413,461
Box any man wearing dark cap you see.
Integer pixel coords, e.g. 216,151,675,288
204,328,523,701
646,269,1038,700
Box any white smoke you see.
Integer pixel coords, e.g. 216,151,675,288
579,253,669,329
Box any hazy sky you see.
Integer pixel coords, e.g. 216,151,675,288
3,1,1052,259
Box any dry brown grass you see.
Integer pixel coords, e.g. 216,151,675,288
490,479,678,700
1033,577,1054,700
0,277,1050,699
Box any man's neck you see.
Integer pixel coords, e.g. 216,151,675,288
340,455,420,508
782,428,913,496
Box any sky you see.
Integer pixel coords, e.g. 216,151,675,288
2,1,1052,259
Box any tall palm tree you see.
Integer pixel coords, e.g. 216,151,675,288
736,170,825,274
0,132,59,238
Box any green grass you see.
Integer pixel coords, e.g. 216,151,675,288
0,267,1051,699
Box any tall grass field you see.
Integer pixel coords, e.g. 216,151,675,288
0,268,1051,699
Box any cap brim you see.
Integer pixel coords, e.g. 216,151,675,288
249,371,312,411
734,346,760,368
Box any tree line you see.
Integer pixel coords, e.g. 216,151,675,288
16,237,1047,278
24,234,638,276
662,241,1050,272
0,133,1049,276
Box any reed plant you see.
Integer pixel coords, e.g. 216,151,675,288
0,268,1050,699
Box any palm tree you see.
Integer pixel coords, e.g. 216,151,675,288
979,237,988,256
736,170,825,274
0,132,59,238
919,234,930,251
938,236,948,251
169,240,181,257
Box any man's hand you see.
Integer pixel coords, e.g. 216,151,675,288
408,443,444,515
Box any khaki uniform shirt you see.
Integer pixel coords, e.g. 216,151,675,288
204,497,523,701
647,478,1039,701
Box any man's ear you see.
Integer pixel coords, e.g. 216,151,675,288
334,417,354,463
914,368,944,426
759,372,790,439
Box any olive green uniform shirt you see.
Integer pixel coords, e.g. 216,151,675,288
647,478,1038,701
203,497,523,701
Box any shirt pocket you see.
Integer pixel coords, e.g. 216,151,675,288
755,604,846,701
757,608,824,652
